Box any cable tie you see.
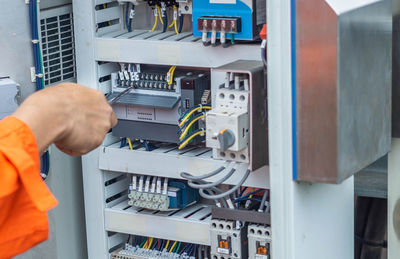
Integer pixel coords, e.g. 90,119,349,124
36,73,44,78
31,39,39,44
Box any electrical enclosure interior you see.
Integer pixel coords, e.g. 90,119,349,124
63,0,393,258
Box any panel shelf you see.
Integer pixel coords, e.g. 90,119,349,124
99,142,270,189
105,200,212,245
95,30,261,67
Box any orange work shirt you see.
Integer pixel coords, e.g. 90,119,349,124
0,117,58,259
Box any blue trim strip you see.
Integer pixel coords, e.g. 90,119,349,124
291,0,298,180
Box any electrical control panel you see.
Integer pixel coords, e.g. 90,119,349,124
76,1,270,259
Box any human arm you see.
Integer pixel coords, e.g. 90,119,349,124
0,83,117,258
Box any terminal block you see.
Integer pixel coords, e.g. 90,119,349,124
210,219,248,259
206,61,267,170
128,176,198,211
248,225,272,259
111,245,195,259
192,0,263,46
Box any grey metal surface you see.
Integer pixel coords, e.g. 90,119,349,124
40,0,72,10
393,2,400,137
108,92,180,108
0,0,36,101
214,60,268,171
355,156,388,199
212,207,271,225
295,0,392,183
113,119,180,143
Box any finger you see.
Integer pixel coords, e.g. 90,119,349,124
110,111,118,127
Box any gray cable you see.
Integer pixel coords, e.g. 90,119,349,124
199,170,251,200
180,166,225,181
187,168,236,189
191,179,228,208
258,189,268,212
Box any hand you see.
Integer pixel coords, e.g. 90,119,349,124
13,83,117,156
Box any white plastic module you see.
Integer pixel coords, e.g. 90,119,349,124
248,225,272,259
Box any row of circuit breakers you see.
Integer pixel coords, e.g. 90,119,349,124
113,0,266,46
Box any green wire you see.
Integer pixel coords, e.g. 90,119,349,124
38,44,45,89
174,242,181,254
230,32,235,45
140,237,147,248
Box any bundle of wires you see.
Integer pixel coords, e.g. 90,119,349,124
177,104,211,150
125,2,134,32
181,166,252,210
29,0,49,180
129,236,200,257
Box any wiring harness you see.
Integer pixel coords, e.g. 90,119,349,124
177,104,211,150
29,0,50,180
111,236,209,259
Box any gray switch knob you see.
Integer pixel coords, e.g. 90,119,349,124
217,129,235,152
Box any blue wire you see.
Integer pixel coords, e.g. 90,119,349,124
30,0,48,180
120,138,127,148
234,189,263,201
238,186,248,197
177,112,204,133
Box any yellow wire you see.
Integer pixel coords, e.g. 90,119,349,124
127,138,133,150
146,238,153,249
151,14,158,32
168,65,175,74
164,240,170,250
179,106,212,127
179,115,204,141
174,20,179,34
169,241,177,253
178,130,206,150
143,239,149,249
168,66,177,85
157,5,163,24
168,20,175,28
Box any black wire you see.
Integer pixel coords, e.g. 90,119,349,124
162,9,168,32
355,235,387,248
178,14,183,33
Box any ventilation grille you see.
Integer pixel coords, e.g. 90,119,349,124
41,10,76,86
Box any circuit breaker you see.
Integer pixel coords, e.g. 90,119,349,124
248,225,272,259
206,60,267,170
210,219,248,259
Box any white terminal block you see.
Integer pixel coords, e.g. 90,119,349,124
206,87,250,163
248,225,272,259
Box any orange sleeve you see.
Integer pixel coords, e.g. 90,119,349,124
0,116,58,259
